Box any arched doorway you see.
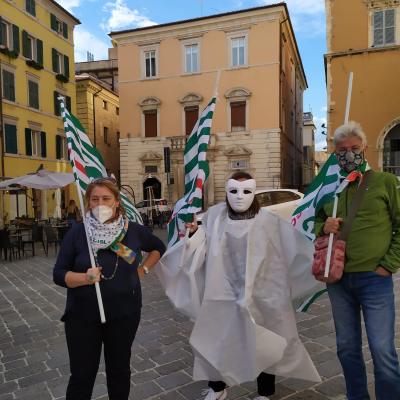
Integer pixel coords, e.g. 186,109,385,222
383,124,400,177
143,177,161,200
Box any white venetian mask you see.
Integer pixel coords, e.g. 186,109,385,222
225,179,256,213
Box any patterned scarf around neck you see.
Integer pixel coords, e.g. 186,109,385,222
86,213,136,264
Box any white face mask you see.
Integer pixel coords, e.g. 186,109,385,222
226,179,256,213
92,205,114,223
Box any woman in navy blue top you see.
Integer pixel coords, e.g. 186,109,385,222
54,178,165,400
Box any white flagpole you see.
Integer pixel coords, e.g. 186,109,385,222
60,98,106,323
324,72,353,279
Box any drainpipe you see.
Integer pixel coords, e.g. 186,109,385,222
92,87,103,147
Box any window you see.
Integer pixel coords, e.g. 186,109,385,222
231,36,246,67
273,191,301,204
0,20,19,55
25,0,36,16
116,107,119,115
4,124,18,154
373,9,396,46
56,134,67,160
145,50,156,78
22,31,43,66
145,165,158,173
54,92,71,115
144,110,157,137
52,49,70,78
28,79,39,109
117,131,120,146
103,127,109,144
2,69,16,102
230,101,246,131
25,129,46,157
102,100,108,110
50,14,68,39
256,192,273,207
185,44,199,73
185,106,199,135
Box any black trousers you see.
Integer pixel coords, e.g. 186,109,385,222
208,372,275,396
64,311,141,400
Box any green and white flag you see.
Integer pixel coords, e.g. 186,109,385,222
291,153,345,241
167,97,216,247
60,99,142,224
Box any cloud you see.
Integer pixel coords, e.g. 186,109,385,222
313,115,328,150
56,0,81,12
74,26,110,62
258,0,325,37
101,0,157,32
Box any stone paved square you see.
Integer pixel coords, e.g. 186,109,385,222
0,229,399,399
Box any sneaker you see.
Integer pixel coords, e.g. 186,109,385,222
253,397,270,400
201,388,228,400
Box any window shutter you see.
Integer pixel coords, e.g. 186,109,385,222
52,48,58,72
4,124,18,154
56,135,61,159
31,0,36,16
62,22,68,39
231,101,246,131
185,106,199,135
144,110,157,137
66,96,71,112
54,91,60,116
36,39,43,66
0,18,3,46
40,131,46,158
3,70,15,102
22,30,30,58
29,80,39,109
64,55,69,77
25,128,32,155
12,25,20,54
50,14,57,31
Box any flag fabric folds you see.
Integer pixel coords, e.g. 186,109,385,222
167,97,216,247
60,99,142,224
291,153,346,241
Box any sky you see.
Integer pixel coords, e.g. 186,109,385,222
59,0,328,150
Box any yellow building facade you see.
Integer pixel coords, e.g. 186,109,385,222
0,0,80,222
75,74,120,181
110,4,307,206
326,0,400,175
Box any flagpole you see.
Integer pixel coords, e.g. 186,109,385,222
60,98,106,323
324,72,353,279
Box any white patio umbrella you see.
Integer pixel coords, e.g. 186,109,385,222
53,188,62,219
0,169,74,190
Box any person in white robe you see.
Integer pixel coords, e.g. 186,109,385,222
156,172,322,400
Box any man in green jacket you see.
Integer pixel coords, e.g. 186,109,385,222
315,121,400,400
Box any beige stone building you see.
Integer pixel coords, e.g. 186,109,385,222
302,112,316,187
326,0,400,176
75,74,120,180
110,4,307,205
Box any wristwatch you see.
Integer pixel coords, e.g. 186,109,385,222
141,265,150,274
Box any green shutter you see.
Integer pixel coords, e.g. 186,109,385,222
29,80,39,109
64,55,69,77
52,48,58,72
56,135,61,159
54,91,60,116
25,128,32,156
36,39,43,66
40,131,46,158
4,124,17,154
22,30,30,58
62,22,68,39
66,96,71,112
0,18,3,46
50,14,57,31
26,0,36,16
3,70,15,102
12,25,19,54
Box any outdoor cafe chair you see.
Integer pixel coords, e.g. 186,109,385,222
44,226,60,256
0,229,19,261
21,224,46,257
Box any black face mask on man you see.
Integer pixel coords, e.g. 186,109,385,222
336,149,365,173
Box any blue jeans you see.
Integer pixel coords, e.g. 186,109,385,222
327,272,400,400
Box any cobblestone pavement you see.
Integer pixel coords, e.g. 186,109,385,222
0,228,399,400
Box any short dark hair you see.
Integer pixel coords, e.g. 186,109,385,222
226,171,260,215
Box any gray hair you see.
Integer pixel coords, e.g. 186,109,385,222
333,121,367,147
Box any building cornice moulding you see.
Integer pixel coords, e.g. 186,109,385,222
139,151,163,162
363,0,400,8
224,144,253,157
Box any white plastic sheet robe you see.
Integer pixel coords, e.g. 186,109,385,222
156,203,323,385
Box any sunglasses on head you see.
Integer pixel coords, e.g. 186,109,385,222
91,177,117,184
